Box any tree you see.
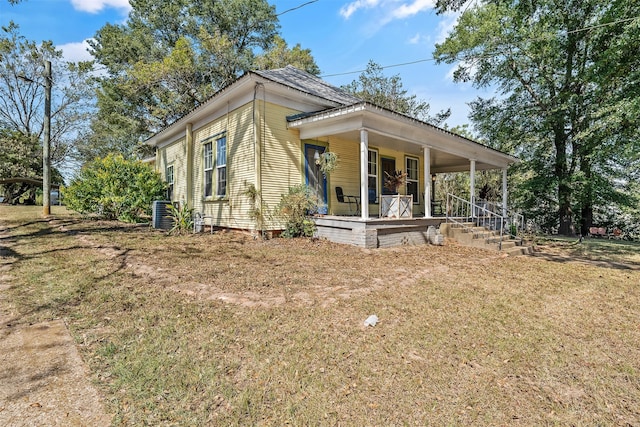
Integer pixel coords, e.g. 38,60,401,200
0,22,95,175
0,128,65,204
434,0,640,235
342,61,450,126
254,36,320,74
84,0,319,162
63,154,166,222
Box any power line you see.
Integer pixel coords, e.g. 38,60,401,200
321,58,434,78
276,0,319,17
320,14,638,79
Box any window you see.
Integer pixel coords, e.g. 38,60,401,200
166,165,174,200
367,149,378,203
406,157,419,204
204,142,213,197
216,136,226,197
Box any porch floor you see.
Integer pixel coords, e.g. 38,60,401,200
314,215,446,249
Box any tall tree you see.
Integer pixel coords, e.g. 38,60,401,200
342,61,451,126
85,0,320,162
254,36,320,74
434,0,640,234
0,22,95,179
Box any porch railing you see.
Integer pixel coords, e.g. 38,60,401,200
483,200,526,238
445,193,524,248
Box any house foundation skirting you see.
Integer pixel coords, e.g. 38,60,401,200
314,216,445,249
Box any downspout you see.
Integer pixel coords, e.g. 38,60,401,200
253,83,264,234
186,123,193,207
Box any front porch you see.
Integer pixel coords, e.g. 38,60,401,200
314,215,445,249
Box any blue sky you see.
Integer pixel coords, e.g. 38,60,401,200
1,0,491,127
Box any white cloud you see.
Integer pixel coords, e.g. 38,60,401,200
59,40,94,63
339,0,381,19
408,32,430,45
70,0,131,14
435,13,459,45
390,0,436,19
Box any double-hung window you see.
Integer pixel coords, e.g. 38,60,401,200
203,142,213,197
216,136,227,197
367,149,378,203
166,164,174,200
406,156,419,204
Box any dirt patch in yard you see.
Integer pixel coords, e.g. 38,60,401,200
69,226,480,309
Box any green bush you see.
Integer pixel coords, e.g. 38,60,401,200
276,184,318,238
62,154,166,222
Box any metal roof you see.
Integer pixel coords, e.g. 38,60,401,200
254,65,362,106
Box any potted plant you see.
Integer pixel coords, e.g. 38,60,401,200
381,170,412,218
383,170,408,194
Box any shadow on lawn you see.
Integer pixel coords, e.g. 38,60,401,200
531,240,640,271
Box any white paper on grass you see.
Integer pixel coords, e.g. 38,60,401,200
364,315,378,326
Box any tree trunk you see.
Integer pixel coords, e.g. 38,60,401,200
579,156,593,237
554,126,574,236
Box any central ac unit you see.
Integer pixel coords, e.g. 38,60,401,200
152,200,174,229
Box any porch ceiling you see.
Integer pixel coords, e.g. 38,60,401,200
287,103,518,173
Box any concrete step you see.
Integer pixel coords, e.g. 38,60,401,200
440,222,533,256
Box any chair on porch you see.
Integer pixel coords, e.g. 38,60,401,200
335,187,360,215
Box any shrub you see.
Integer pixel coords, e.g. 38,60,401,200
63,154,166,222
276,184,318,238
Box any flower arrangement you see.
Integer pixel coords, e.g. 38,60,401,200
384,170,408,193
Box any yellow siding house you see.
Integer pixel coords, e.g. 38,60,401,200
146,66,518,245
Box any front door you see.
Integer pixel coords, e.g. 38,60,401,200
381,157,396,195
304,143,328,214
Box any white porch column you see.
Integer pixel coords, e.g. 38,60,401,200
469,159,476,217
359,129,369,219
502,168,508,217
423,146,432,218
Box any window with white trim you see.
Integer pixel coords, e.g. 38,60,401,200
367,149,378,203
406,156,419,204
216,135,227,197
203,142,213,197
166,164,174,200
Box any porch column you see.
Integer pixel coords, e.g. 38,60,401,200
502,168,508,217
359,129,369,219
423,146,431,218
469,159,476,217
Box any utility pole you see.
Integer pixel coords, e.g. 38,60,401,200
18,60,52,216
43,60,52,216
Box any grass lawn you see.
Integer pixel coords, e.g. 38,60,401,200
1,205,639,425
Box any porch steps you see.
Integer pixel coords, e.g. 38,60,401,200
440,222,533,256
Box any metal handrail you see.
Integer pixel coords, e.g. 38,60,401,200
446,194,525,249
483,200,525,239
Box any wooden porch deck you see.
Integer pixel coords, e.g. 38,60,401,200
314,215,446,249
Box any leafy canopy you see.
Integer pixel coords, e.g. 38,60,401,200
434,0,640,234
342,61,451,126
84,0,320,162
